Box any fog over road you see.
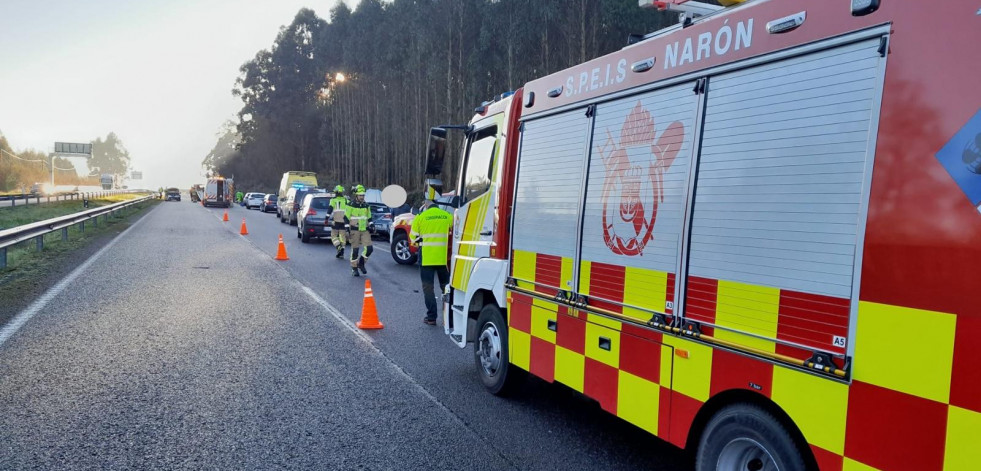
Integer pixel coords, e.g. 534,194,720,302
0,201,687,470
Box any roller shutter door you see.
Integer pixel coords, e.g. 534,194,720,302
511,109,590,289
685,37,884,356
578,81,700,321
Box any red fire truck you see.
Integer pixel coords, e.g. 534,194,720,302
425,0,981,469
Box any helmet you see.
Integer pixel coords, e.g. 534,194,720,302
354,184,366,195
334,185,344,193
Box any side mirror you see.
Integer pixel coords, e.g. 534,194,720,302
425,127,447,176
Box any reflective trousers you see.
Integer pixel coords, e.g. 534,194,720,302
349,230,372,267
331,227,348,248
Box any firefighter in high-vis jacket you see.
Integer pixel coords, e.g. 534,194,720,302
410,199,452,325
328,185,349,258
347,185,373,276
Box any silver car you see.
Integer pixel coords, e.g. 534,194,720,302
244,192,265,209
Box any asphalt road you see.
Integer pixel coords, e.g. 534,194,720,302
0,200,690,470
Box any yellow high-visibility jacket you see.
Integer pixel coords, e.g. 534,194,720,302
410,206,452,266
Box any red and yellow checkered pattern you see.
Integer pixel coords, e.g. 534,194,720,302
684,275,850,364
507,253,981,470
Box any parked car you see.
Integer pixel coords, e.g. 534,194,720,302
260,194,278,213
297,193,332,243
389,193,456,265
280,186,325,225
368,203,392,241
244,192,265,209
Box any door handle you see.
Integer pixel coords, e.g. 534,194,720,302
480,230,492,236
547,319,557,332
598,337,612,351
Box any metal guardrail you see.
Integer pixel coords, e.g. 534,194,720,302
0,195,155,269
0,190,135,207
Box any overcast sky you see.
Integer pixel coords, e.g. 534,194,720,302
0,0,355,190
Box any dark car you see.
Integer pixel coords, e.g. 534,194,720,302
281,187,325,225
260,194,278,213
165,188,181,201
296,193,332,243
368,203,392,241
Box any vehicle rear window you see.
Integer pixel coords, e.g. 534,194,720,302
267,195,277,200
310,198,331,210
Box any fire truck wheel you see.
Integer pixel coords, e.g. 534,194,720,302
474,304,522,396
696,403,806,471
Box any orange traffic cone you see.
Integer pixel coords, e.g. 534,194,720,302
356,279,384,329
240,218,249,235
274,234,289,261
222,210,229,222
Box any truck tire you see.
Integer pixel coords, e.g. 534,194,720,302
390,232,417,265
474,304,523,396
696,403,807,471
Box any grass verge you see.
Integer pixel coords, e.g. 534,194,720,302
0,193,147,230
0,199,160,322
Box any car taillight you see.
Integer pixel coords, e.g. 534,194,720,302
384,214,391,219
307,209,317,215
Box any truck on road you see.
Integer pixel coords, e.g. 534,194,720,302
427,1,981,470
203,177,232,208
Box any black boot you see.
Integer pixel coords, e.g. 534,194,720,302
335,246,344,258
358,257,367,274
352,266,360,277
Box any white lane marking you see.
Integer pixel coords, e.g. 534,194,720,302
301,283,477,439
301,286,373,344
0,205,156,348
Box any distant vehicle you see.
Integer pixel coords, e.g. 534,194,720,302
29,183,43,196
388,193,456,265
203,177,232,208
296,193,332,243
368,203,392,241
244,192,264,209
100,174,113,190
280,186,325,225
189,184,203,202
278,171,318,201
259,194,278,213
165,188,181,201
